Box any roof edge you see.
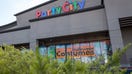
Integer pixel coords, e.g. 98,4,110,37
0,26,30,34
14,0,57,16
0,21,17,28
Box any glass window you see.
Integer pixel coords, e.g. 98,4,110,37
66,44,72,58
80,42,92,63
39,46,47,56
39,40,112,63
72,43,81,60
100,41,108,63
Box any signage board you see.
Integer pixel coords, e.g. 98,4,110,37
36,0,86,18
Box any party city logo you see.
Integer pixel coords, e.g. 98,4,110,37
36,0,86,18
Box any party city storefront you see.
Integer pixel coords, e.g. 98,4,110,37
0,0,132,66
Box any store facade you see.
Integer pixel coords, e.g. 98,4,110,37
0,0,132,66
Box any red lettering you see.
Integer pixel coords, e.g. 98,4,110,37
36,10,41,18
62,1,70,12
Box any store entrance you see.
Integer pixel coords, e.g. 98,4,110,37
38,32,112,63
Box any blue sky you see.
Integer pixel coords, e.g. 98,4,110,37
0,0,49,26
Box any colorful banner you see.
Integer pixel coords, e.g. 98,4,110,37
56,45,65,59
48,45,56,58
56,45,65,62
66,44,73,58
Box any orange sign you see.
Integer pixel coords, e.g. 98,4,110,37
56,48,65,59
56,47,95,59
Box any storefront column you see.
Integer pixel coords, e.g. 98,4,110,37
108,20,124,51
108,20,129,67
30,39,38,51
104,0,129,66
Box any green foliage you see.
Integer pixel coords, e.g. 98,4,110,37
0,44,131,74
0,45,34,74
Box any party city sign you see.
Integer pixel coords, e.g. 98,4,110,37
36,0,86,18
